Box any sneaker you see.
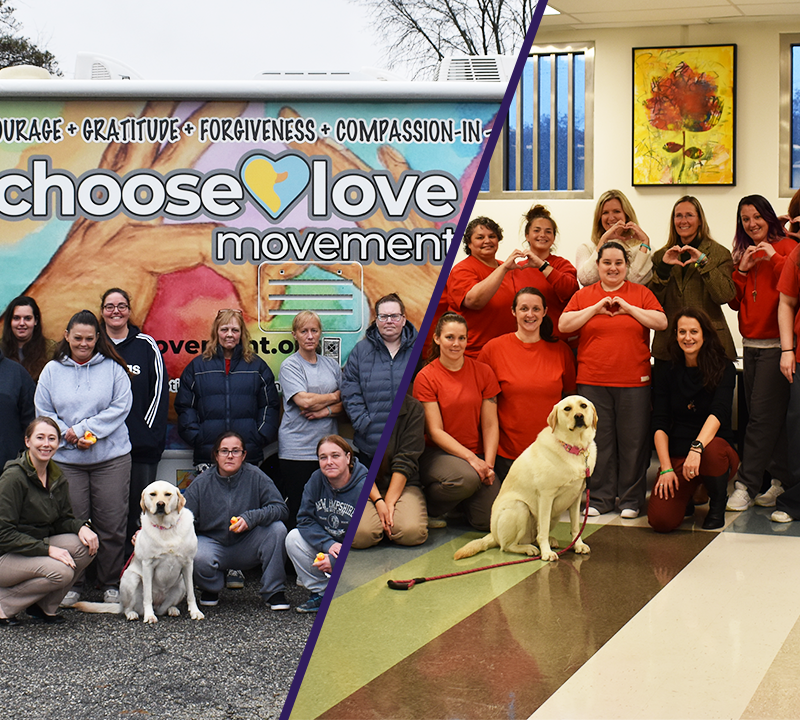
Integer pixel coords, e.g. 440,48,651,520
103,588,120,604
296,592,323,614
726,482,753,512
620,508,640,519
226,569,245,589
199,591,219,607
771,510,794,523
755,480,784,507
427,516,447,529
586,507,601,517
59,590,80,608
266,591,290,611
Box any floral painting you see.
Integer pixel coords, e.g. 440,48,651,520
633,45,736,185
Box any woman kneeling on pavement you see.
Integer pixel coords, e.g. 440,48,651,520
184,431,290,611
285,436,368,614
647,309,739,532
0,417,98,625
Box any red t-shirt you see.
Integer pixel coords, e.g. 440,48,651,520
777,243,800,362
512,254,579,345
563,281,663,387
478,333,576,459
413,356,500,454
447,255,517,358
732,236,798,339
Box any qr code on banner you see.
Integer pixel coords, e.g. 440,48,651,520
323,337,341,364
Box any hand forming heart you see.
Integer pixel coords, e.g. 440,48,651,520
662,244,702,267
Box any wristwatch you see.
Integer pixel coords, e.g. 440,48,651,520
539,260,550,272
689,440,704,453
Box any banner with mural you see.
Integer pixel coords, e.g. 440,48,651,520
0,96,498,448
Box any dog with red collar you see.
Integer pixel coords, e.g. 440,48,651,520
74,480,205,623
454,395,597,562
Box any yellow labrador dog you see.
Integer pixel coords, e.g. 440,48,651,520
74,481,204,623
454,395,597,563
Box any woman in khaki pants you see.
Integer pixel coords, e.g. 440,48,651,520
0,417,98,625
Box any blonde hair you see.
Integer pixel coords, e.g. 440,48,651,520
202,309,255,362
590,190,639,246
666,195,713,249
292,310,322,333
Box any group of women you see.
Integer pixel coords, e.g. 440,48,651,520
420,190,800,534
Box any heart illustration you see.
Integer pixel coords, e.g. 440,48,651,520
240,153,311,220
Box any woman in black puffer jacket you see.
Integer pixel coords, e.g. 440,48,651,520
175,309,279,467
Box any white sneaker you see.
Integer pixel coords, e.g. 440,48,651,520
755,480,784,507
726,482,753,512
586,507,601,517
60,590,80,607
771,510,793,523
620,508,640,519
103,588,120,604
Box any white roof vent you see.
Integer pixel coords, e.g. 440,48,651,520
74,53,142,80
437,56,515,83
0,65,53,79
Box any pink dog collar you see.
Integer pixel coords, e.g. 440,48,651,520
559,441,591,478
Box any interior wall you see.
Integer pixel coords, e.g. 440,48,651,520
471,20,800,349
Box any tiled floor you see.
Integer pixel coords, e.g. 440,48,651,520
288,491,800,720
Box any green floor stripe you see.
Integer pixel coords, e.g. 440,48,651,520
290,523,602,720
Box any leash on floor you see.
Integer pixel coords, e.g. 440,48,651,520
387,490,592,591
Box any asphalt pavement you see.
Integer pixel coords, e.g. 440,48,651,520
0,571,313,720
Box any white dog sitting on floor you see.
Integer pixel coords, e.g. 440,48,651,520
454,395,597,563
74,480,204,623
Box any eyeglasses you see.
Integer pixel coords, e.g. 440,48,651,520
102,303,129,312
674,213,698,220
217,448,243,457
217,308,243,317
377,313,404,323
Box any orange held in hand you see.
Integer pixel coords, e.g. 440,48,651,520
83,431,97,444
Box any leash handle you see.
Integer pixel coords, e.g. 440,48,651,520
387,578,426,591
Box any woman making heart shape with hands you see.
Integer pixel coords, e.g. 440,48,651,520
576,190,654,287
560,242,667,518
649,196,736,362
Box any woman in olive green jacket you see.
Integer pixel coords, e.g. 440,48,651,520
649,196,736,362
0,417,98,624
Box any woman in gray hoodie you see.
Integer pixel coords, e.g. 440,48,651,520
35,310,132,606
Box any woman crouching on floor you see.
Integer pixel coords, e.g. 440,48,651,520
0,417,98,625
648,308,739,532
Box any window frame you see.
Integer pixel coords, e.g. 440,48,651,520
481,41,595,200
780,32,800,198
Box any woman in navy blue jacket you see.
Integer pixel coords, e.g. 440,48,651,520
175,309,279,467
100,288,169,554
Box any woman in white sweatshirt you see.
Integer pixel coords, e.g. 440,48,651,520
35,309,132,606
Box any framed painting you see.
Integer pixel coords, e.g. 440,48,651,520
632,44,736,186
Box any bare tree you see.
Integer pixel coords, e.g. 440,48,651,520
356,0,538,78
0,0,60,75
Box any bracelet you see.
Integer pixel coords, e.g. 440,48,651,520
695,253,707,268
659,468,674,476
327,406,332,416
374,497,385,505
639,243,651,251
688,448,703,455
737,269,749,275
782,349,796,353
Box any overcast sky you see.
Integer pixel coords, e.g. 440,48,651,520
11,0,388,80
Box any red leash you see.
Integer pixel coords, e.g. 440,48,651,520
387,490,592,591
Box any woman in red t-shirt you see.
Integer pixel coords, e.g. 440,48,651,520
445,217,524,358
773,243,800,523
511,205,579,346
726,195,797,512
560,242,667,518
478,287,576,480
413,312,500,531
